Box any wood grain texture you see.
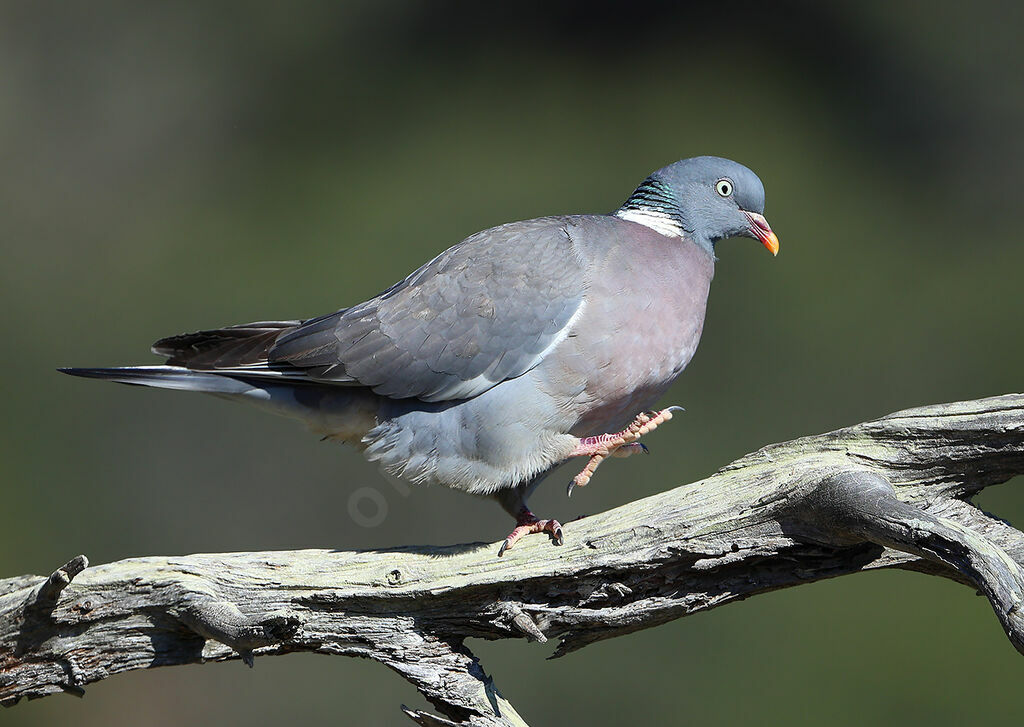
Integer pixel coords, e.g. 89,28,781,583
2,394,1023,726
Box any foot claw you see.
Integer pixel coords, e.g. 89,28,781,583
611,442,648,458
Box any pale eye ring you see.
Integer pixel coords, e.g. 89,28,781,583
715,179,734,197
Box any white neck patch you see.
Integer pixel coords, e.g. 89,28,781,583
614,208,685,238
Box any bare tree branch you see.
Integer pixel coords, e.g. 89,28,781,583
2,394,1023,725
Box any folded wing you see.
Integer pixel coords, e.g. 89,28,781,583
155,217,587,403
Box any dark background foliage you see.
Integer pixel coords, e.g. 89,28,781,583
3,2,1023,724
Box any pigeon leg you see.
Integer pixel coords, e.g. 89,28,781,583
567,406,682,496
498,507,564,557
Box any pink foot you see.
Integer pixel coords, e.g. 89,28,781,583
567,406,683,496
498,507,564,556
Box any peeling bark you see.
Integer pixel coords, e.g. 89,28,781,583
2,394,1023,725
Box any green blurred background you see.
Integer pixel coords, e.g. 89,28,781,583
3,1,1023,724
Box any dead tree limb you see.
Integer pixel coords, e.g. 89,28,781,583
2,394,1024,726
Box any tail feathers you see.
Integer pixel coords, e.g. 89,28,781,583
58,366,259,395
152,320,300,368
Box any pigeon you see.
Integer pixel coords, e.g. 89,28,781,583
61,156,779,555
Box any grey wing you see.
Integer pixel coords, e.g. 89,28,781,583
267,217,587,402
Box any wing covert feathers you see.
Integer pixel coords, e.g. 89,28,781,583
151,217,587,402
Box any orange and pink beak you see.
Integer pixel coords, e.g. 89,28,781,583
745,212,779,256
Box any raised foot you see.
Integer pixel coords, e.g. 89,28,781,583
567,406,683,497
498,509,564,557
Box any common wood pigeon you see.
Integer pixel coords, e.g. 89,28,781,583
62,156,779,555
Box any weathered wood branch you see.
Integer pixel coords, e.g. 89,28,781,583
2,394,1024,725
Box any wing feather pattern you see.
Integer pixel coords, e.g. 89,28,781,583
268,217,586,401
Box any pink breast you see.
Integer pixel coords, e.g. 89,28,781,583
560,229,713,436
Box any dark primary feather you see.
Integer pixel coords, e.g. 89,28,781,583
152,217,587,402
152,321,300,369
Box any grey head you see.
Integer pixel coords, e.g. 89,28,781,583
616,155,779,257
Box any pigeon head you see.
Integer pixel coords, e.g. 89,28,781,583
616,156,779,256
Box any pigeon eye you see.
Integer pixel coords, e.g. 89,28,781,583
715,179,733,197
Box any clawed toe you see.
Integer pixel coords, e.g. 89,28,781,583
498,513,564,556
611,442,648,458
566,407,681,495
551,522,564,546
